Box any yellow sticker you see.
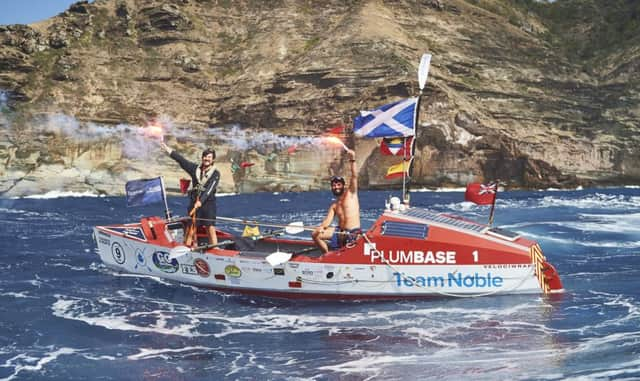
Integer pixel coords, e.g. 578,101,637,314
225,265,242,278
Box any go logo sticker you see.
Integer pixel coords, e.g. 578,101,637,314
152,251,179,273
111,242,126,264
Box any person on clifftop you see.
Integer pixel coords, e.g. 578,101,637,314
160,142,220,247
312,148,361,253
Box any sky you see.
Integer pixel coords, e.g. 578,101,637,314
0,0,85,25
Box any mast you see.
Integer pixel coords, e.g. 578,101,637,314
404,53,432,204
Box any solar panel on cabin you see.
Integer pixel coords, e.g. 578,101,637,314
487,227,520,240
400,208,486,233
381,221,428,239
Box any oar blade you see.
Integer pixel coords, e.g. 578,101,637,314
265,251,293,266
418,53,432,91
285,221,305,235
169,245,191,260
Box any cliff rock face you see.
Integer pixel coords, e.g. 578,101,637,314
1,0,639,196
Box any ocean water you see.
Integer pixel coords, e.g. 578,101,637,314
1,187,640,380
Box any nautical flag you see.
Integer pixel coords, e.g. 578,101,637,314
465,182,497,205
380,137,414,156
353,97,417,138
385,158,413,179
125,177,165,207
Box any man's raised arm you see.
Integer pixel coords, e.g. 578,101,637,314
347,148,357,193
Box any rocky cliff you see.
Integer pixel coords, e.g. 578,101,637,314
1,0,639,197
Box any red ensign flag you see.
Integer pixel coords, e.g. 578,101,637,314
465,182,497,205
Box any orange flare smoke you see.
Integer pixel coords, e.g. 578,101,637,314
144,121,164,141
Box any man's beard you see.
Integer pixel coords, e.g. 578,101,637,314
332,188,344,197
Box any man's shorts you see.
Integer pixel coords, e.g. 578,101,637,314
328,227,362,250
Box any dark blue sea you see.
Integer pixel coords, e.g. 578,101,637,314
1,187,640,380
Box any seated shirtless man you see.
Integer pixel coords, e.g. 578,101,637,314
312,148,361,253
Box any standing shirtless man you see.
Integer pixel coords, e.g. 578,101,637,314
312,148,361,253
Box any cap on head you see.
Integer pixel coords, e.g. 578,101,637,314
330,176,345,185
202,148,216,159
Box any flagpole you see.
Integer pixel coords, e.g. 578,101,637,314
405,53,431,205
160,176,171,219
488,180,498,225
402,136,407,203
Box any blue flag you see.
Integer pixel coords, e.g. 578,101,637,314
353,97,417,138
125,177,165,207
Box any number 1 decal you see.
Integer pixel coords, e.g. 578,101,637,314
472,250,479,263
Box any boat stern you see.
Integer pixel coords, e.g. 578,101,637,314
530,244,564,294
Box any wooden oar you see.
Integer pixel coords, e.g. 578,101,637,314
216,217,312,234
265,246,320,267
169,239,234,260
184,200,199,246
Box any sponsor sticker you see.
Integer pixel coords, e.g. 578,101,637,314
194,259,210,277
364,242,456,264
136,250,146,266
104,226,147,241
225,265,242,278
152,251,179,273
134,249,152,272
111,242,126,264
181,264,198,275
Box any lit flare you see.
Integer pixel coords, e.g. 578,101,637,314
324,136,348,151
144,121,165,141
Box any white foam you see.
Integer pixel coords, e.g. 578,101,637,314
51,296,202,337
216,192,238,197
0,291,37,299
411,187,467,193
1,347,76,381
48,263,87,271
22,191,103,199
127,346,215,360
538,193,640,210
318,353,419,375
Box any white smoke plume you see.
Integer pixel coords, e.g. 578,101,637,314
0,90,8,127
207,125,329,152
6,110,342,159
0,90,7,110
30,113,193,159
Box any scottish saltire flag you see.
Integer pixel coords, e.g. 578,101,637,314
380,137,414,156
125,177,165,207
354,97,417,138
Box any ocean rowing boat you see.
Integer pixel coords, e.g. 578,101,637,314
92,200,563,300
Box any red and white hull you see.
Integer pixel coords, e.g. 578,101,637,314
93,207,563,299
